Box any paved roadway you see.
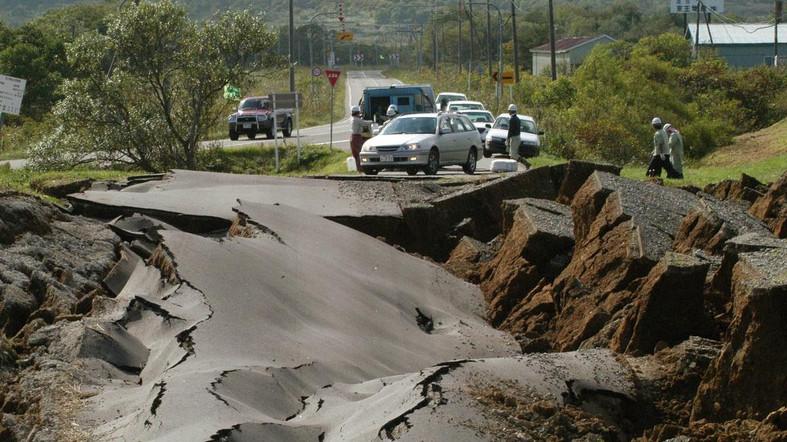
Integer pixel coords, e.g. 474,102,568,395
209,70,401,151
4,71,512,174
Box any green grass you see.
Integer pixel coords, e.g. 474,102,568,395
0,165,141,199
199,144,349,176
0,148,26,161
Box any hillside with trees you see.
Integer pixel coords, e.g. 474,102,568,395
0,0,779,27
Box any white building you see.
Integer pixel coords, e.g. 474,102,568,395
530,35,615,76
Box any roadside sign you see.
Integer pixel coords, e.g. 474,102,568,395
325,69,341,88
670,0,724,14
270,92,303,110
223,84,241,101
311,67,322,77
0,74,26,115
492,71,515,85
337,31,354,42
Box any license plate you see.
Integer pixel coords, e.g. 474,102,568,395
381,155,394,162
243,123,252,129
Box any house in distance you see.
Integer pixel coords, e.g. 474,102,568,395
530,34,615,76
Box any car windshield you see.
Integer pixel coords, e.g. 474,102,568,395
439,94,465,102
493,116,538,134
239,99,269,110
493,116,510,129
449,103,483,111
381,116,437,135
463,112,494,123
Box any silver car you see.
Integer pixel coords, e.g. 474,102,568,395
359,113,482,176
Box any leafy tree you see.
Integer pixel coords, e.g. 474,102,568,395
0,24,69,119
30,0,280,171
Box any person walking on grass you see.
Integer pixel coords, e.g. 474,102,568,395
506,104,522,163
664,123,684,179
647,117,669,177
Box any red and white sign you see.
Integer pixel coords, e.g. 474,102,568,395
325,69,341,88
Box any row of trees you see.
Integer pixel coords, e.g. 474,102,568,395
518,34,787,163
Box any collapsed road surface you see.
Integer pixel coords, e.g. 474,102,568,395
3,165,787,441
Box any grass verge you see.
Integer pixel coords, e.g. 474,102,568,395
0,165,140,199
199,144,349,176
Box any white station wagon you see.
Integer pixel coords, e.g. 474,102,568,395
359,113,482,176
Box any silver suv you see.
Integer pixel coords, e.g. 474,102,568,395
359,113,482,176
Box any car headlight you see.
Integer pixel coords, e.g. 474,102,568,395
363,144,376,152
403,143,420,151
228,114,237,123
257,115,268,122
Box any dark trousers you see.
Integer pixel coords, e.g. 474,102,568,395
647,155,680,178
350,134,364,170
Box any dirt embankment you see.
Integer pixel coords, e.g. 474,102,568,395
445,165,787,440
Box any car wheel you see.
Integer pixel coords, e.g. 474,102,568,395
283,119,292,138
463,148,477,175
247,131,256,140
483,147,492,158
362,167,379,176
266,128,274,139
424,148,440,175
229,129,239,141
406,168,418,176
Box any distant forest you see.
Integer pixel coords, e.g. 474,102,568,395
0,0,779,27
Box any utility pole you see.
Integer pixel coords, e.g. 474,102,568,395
458,0,463,73
695,2,701,59
288,0,295,92
486,0,493,77
512,0,520,83
548,0,557,80
469,1,475,74
776,0,784,66
432,1,438,73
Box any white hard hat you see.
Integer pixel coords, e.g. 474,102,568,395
651,117,662,125
386,104,398,116
351,105,361,114
663,123,672,131
508,104,517,112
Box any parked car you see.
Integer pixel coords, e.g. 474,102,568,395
359,84,436,124
446,100,485,111
484,114,542,158
359,113,482,176
457,109,495,137
435,92,467,110
228,96,293,140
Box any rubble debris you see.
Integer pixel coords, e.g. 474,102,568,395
479,198,574,327
749,171,787,238
692,241,787,422
703,173,768,206
556,160,622,205
548,172,698,351
442,236,495,283
610,253,710,355
673,194,773,255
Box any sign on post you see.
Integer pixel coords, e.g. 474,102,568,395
0,74,26,116
501,71,515,85
670,0,725,14
311,67,322,77
337,32,354,42
324,70,342,151
325,69,341,88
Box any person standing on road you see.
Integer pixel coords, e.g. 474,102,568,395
647,117,669,177
350,106,365,171
506,104,522,162
664,123,684,179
